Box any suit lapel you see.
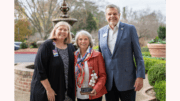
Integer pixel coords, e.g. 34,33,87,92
112,22,124,57
104,26,112,57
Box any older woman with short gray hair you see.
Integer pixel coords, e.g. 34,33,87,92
74,30,107,101
75,30,94,48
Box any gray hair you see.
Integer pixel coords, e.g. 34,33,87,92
105,4,120,14
49,21,72,44
75,30,93,48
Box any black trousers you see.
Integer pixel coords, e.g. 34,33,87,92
105,79,136,101
77,96,102,101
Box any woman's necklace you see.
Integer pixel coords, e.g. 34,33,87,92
53,40,67,49
56,44,67,49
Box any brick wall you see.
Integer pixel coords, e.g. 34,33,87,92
15,63,34,93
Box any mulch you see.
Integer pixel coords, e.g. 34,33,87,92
15,48,38,54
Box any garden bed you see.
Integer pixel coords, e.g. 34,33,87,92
15,48,38,52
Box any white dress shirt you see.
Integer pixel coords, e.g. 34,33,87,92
108,21,120,54
76,47,90,99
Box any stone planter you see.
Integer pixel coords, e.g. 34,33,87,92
147,44,166,58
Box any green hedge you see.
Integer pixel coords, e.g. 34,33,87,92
157,26,166,39
148,63,166,86
20,42,28,49
29,41,38,48
141,47,149,52
143,57,157,73
143,57,166,73
154,80,166,101
142,52,151,57
145,56,166,101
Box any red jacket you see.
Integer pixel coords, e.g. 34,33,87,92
74,49,107,100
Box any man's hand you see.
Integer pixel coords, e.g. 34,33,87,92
89,89,97,96
134,77,143,91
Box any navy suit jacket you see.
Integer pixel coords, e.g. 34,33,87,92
98,22,145,91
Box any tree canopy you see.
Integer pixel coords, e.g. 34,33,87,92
15,0,61,39
15,0,107,40
15,0,166,45
15,19,32,41
85,12,97,33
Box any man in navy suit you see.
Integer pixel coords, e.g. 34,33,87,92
98,4,145,101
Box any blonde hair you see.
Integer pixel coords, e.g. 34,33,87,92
49,21,72,44
75,30,93,48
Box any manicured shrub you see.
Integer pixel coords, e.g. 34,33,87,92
157,26,166,39
148,63,166,86
144,56,166,61
153,57,166,60
143,57,157,73
30,45,34,49
154,80,166,101
143,57,166,73
20,40,28,49
142,52,151,57
29,41,38,48
148,26,166,44
141,47,149,52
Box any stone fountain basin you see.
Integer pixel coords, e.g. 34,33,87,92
14,62,34,93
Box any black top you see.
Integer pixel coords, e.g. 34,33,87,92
30,39,76,101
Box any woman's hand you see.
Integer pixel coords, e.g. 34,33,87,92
40,79,57,101
89,89,97,96
46,88,57,101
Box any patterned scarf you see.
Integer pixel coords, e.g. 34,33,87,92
75,47,92,88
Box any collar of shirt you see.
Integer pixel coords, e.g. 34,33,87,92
108,20,121,30
76,46,91,57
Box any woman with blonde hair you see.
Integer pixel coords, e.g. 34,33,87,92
30,21,76,101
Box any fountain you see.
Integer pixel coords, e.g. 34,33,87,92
15,1,78,100
52,0,77,26
37,0,77,47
